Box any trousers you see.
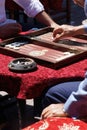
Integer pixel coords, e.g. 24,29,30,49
42,81,81,109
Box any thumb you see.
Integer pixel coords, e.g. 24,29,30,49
53,32,65,42
53,28,63,38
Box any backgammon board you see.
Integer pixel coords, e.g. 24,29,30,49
0,27,87,69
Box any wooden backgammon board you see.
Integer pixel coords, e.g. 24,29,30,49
0,27,87,69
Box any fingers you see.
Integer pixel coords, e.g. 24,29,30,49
41,103,68,119
41,104,58,119
41,110,53,119
52,25,76,42
41,105,53,119
53,32,64,42
53,28,63,38
52,27,65,42
73,0,84,7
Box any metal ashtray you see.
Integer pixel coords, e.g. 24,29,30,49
8,57,37,72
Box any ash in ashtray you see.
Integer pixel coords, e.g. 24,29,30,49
8,57,37,72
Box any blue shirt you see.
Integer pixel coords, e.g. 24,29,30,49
64,1,87,118
0,0,44,26
83,0,87,32
64,71,87,118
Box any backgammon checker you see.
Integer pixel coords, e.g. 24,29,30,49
0,27,87,69
8,57,37,72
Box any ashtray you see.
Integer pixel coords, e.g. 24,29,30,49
8,57,37,72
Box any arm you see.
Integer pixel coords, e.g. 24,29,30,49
64,73,87,118
52,0,86,42
13,0,59,28
53,24,87,42
13,0,44,17
41,72,87,119
73,0,85,8
35,11,59,28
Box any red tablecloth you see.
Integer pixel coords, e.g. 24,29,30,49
0,52,87,99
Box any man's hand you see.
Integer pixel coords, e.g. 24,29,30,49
73,0,85,8
53,24,75,42
50,23,60,29
0,23,22,39
52,24,85,42
35,11,60,29
41,103,68,119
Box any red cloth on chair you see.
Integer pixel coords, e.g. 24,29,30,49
22,117,87,130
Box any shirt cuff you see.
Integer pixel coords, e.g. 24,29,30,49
63,92,77,117
24,1,44,18
83,24,87,33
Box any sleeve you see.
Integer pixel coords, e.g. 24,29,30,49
13,0,45,17
83,24,87,33
83,0,87,33
64,72,87,118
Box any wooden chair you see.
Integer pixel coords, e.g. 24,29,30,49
5,0,28,23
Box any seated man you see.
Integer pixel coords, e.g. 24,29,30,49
0,0,59,40
52,0,86,42
41,0,87,120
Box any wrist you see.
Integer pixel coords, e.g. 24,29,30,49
74,25,85,35
83,24,87,33
63,108,69,117
50,23,60,29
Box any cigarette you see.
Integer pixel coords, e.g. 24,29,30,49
34,116,42,120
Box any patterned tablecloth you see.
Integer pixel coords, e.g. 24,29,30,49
22,117,87,130
0,51,87,99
